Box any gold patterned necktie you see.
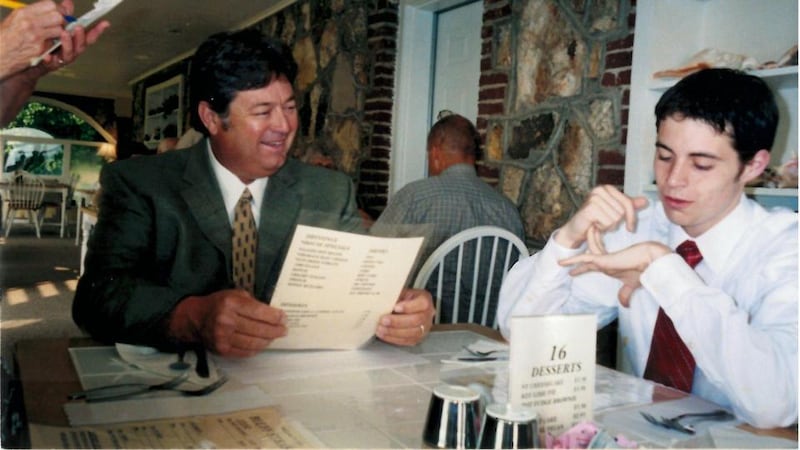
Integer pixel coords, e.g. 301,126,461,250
643,240,702,392
232,188,257,294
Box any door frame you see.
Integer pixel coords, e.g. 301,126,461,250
391,0,479,195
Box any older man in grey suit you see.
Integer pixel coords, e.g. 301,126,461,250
73,29,434,357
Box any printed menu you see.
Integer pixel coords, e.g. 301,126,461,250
30,407,321,449
508,314,596,436
270,225,424,350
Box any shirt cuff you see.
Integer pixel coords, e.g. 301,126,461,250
641,253,705,309
538,230,587,274
549,229,587,258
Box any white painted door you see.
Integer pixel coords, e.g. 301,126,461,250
431,2,482,123
391,0,483,194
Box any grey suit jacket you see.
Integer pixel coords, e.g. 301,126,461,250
73,140,361,347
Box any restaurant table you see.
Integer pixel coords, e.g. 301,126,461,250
0,181,70,237
14,324,798,448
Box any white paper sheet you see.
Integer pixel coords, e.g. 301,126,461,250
214,339,430,384
64,386,272,426
270,225,424,350
30,0,125,66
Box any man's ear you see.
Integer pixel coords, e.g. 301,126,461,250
741,149,771,184
198,101,221,135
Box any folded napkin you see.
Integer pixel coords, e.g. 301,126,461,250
115,343,221,387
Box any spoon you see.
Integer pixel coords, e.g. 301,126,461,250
463,345,506,357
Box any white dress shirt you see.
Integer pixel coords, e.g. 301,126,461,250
497,195,798,428
207,143,268,227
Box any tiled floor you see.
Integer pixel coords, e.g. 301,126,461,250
1,229,80,288
1,227,84,366
0,226,84,445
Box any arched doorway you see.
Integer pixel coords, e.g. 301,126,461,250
0,96,116,189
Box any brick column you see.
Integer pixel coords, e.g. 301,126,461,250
358,1,398,217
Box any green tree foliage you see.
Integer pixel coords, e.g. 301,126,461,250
7,101,101,141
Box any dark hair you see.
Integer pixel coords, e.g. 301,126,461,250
427,113,482,159
655,68,778,163
189,29,298,135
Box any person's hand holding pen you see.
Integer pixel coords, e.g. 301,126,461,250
0,0,109,80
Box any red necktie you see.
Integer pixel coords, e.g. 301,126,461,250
643,240,702,392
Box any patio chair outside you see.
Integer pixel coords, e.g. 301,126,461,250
4,171,46,238
413,225,528,328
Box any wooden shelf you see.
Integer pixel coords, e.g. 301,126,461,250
648,66,798,91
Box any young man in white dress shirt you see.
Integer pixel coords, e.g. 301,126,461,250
497,68,797,428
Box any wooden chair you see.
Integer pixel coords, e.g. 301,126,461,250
413,226,528,328
4,171,46,238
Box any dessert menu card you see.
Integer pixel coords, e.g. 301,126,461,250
509,314,596,436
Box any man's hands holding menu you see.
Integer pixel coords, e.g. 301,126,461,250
169,287,435,357
376,288,435,346
168,289,288,358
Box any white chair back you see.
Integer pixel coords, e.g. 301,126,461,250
4,171,46,237
413,226,528,328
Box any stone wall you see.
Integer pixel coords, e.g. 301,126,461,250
480,0,634,248
131,0,635,247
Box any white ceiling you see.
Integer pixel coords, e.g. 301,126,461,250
29,0,293,103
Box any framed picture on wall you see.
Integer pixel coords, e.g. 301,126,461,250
143,75,183,150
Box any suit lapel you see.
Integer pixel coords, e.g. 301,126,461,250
177,145,302,300
180,141,233,277
255,160,301,299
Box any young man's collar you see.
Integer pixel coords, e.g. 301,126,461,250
668,193,750,273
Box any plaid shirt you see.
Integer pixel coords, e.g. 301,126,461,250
373,164,525,321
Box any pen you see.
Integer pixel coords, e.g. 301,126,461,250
0,0,26,9
0,1,77,24
28,14,79,67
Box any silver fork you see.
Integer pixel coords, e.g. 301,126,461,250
640,409,734,434
69,374,228,402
